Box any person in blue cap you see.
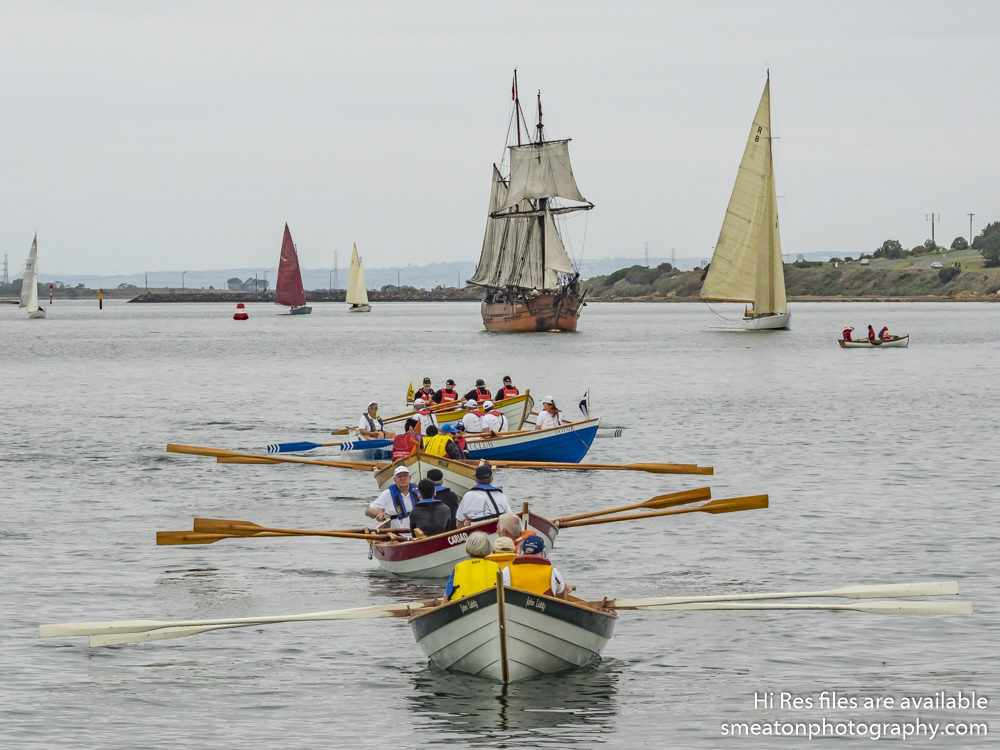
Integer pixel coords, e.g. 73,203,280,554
439,422,468,458
408,478,454,537
504,534,572,599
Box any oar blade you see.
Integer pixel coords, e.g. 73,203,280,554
156,531,231,546
268,441,322,454
848,600,973,616
630,463,714,476
166,443,232,458
40,620,168,638
644,487,713,510
702,494,768,514
193,518,264,535
90,624,244,646
828,581,960,600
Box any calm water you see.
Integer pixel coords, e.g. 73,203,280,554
1,300,996,748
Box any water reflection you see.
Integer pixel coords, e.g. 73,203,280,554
407,660,620,746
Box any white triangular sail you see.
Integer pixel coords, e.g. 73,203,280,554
499,140,587,212
20,235,40,312
346,244,369,305
700,76,787,315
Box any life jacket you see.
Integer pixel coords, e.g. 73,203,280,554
467,484,504,519
362,413,384,432
418,387,434,400
843,329,852,340
423,434,452,457
879,328,889,340
388,483,419,519
474,387,491,403
508,555,553,596
498,386,519,400
392,433,418,460
439,388,458,402
867,329,876,342
485,552,516,571
454,434,467,451
448,558,500,601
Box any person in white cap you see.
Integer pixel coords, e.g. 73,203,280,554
461,399,485,434
481,400,508,434
365,465,419,530
534,396,562,430
411,397,439,435
358,402,395,440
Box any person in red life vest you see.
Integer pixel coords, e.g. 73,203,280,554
878,326,890,341
867,324,876,343
842,326,854,341
365,465,419,530
502,534,573,599
496,376,519,401
411,398,439,435
463,378,492,404
461,399,485,434
449,421,469,456
534,395,562,430
391,418,421,460
416,377,435,402
432,378,460,405
481,400,509,434
358,401,395,440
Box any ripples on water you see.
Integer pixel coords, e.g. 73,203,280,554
1,300,997,748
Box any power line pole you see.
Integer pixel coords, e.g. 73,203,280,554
644,242,649,267
333,250,339,290
2,254,7,285
968,213,975,245
671,248,675,268
927,213,938,244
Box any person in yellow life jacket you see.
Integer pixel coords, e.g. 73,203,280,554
504,534,573,599
421,425,464,460
445,532,499,601
486,536,517,571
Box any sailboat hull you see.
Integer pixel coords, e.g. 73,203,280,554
27,308,46,319
742,311,790,330
289,306,312,315
348,304,372,313
481,291,582,333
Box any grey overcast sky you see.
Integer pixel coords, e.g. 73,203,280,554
1,1,997,275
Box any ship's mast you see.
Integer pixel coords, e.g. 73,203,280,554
513,70,522,147
537,91,546,282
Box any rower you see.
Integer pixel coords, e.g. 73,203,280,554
409,478,454,538
867,325,876,343
505,534,573,600
391,418,421,460
534,395,562,430
481,400,508,434
496,376,519,401
842,326,854,341
445,532,500,601
447,422,468,456
412,398,439,434
365,465,418,530
426,468,459,526
464,378,492,404
496,512,527,551
432,379,460,405
461,399,484,434
439,423,467,458
422,425,464,460
456,465,512,528
416,378,435,402
358,402,395,440
486,537,517,570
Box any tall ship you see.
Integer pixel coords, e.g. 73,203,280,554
700,72,790,330
469,73,593,332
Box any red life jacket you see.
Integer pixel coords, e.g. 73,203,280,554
440,388,458,402
392,433,417,460
843,329,852,340
469,409,484,418
498,386,519,400
454,434,467,451
417,387,434,400
474,387,491,403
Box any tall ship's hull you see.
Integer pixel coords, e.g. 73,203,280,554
481,288,583,332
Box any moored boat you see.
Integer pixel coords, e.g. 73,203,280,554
371,512,558,578
468,73,593,333
465,418,600,463
275,224,312,315
700,72,790,331
409,581,616,682
839,335,909,349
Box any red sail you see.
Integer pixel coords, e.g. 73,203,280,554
275,223,306,308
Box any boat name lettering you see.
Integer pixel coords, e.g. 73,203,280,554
479,441,495,449
459,600,479,614
447,533,469,546
525,597,546,611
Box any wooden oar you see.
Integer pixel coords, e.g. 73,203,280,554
484,460,713,476
166,444,380,471
554,487,712,525
556,495,767,528
192,518,386,541
632,600,972,616
265,438,392,454
157,531,297,545
603,581,961,609
39,599,438,646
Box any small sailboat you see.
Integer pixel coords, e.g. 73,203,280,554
21,234,45,319
700,72,790,330
275,224,311,315
346,243,371,312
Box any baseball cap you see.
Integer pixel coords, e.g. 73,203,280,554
446,379,455,385
393,465,411,476
482,400,494,410
474,465,493,481
413,398,426,406
521,535,546,555
503,376,512,383
426,468,444,482
440,423,457,434
475,378,485,387
465,399,477,409
541,395,554,405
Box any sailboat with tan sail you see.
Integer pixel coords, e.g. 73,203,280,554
700,72,790,330
20,234,45,320
346,244,371,313
468,72,592,332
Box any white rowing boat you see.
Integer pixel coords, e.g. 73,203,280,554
409,580,616,682
838,335,909,349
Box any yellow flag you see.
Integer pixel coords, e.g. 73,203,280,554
405,381,415,402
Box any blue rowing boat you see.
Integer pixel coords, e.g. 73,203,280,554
465,418,600,464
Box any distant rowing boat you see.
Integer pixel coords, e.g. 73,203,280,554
465,418,600,463
839,335,909,349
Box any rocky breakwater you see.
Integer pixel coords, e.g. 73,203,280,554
129,287,484,303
